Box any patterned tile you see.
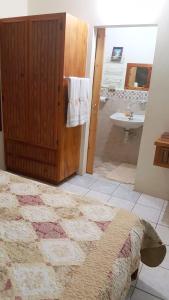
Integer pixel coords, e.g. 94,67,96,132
0,221,37,242
32,222,67,239
61,219,103,241
41,193,77,208
79,204,118,222
0,193,19,208
10,183,39,196
19,206,58,222
17,195,44,206
9,263,63,299
40,239,86,266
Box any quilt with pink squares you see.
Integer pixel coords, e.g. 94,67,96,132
0,170,165,300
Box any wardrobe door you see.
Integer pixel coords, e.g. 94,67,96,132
28,16,64,149
0,19,28,141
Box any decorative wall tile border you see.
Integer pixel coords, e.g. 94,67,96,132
101,88,148,103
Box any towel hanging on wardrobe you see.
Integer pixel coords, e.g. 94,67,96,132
79,78,90,125
66,77,81,128
66,77,90,128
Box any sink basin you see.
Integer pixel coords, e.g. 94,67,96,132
110,112,145,130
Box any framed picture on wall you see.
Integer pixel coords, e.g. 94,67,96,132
111,47,123,62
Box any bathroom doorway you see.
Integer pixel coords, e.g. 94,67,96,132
87,25,158,184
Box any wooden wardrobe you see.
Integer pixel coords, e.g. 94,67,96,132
0,13,88,183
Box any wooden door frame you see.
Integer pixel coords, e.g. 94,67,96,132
86,27,105,174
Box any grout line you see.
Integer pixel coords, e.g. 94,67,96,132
159,265,169,271
132,201,164,211
157,223,169,229
156,200,166,226
133,287,164,300
130,286,135,299
109,183,121,197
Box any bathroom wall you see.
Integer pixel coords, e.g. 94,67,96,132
102,27,157,89
0,0,28,170
95,91,147,164
95,26,157,165
135,0,169,200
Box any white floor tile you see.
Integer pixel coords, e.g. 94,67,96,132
90,178,119,195
132,204,160,223
84,190,111,204
113,184,141,203
137,265,169,299
158,201,169,228
160,246,169,270
108,196,135,212
59,182,89,196
138,194,164,210
131,288,162,300
156,225,169,246
125,286,134,299
68,174,97,188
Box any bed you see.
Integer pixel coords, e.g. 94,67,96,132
0,170,166,300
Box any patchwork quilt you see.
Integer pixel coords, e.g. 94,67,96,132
0,171,166,300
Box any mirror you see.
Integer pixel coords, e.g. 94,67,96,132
125,63,152,91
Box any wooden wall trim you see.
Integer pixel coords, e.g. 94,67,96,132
86,28,105,174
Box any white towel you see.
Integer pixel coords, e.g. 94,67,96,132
66,77,81,128
79,78,90,125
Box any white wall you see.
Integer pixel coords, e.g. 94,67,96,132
28,0,165,26
135,0,169,200
102,26,157,89
28,0,166,180
0,0,27,18
0,0,28,169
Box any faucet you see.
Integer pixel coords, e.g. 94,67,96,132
128,111,134,120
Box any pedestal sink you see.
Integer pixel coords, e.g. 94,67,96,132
110,112,145,130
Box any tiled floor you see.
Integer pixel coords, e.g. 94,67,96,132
94,156,137,184
59,173,169,300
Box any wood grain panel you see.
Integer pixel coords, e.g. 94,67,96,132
6,140,57,165
86,28,105,174
57,14,88,180
0,20,28,140
6,155,57,182
154,138,169,168
29,17,61,148
0,13,88,183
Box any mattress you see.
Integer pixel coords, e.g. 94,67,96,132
0,170,166,300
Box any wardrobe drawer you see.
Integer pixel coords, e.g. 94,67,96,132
6,140,57,166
